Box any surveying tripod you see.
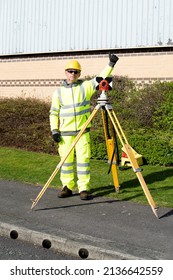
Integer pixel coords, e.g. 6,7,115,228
31,78,158,218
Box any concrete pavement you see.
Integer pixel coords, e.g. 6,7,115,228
0,180,173,260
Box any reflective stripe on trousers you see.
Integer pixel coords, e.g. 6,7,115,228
58,132,91,192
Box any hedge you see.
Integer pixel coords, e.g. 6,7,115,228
0,78,172,166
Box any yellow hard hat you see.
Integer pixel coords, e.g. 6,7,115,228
65,60,81,71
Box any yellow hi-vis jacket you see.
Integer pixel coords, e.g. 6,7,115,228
50,64,114,136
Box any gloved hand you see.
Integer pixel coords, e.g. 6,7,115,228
109,53,119,67
52,130,61,143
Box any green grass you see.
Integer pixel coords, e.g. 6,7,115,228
0,146,173,208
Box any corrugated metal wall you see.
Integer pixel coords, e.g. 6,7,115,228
0,0,173,55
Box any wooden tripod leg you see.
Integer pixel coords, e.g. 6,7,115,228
101,110,120,192
106,107,158,218
31,106,100,210
123,144,158,218
107,139,120,192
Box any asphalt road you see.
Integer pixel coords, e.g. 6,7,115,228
0,235,78,260
1,180,173,260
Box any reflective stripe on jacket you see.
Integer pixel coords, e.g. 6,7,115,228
50,64,113,135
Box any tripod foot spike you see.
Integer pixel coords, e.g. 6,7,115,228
152,206,159,219
31,200,37,210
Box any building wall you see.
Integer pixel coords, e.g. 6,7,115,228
1,0,173,101
0,50,173,101
0,0,173,55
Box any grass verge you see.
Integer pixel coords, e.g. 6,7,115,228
0,146,173,208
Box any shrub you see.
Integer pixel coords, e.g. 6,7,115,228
0,78,172,166
0,98,56,154
127,129,173,166
90,130,107,159
91,78,173,166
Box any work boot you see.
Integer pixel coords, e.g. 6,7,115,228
58,186,72,198
80,191,92,200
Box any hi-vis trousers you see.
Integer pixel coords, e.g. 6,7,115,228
58,132,91,192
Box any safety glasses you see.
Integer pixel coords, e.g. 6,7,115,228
67,70,80,74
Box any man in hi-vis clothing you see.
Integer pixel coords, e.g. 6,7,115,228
50,53,119,200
